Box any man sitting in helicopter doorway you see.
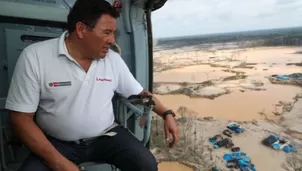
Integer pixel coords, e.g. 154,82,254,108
4,0,179,170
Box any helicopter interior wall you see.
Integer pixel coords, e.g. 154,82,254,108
0,21,64,171
0,0,152,170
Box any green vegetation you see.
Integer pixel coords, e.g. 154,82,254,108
156,26,302,51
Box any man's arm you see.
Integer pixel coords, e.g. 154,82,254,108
138,90,168,117
9,112,70,169
5,49,76,170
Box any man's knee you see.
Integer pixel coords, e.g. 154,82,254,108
120,147,158,171
139,151,158,171
144,157,158,171
18,154,51,171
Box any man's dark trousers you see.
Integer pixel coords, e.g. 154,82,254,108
18,125,158,171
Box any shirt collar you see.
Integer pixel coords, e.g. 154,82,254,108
57,31,109,61
57,30,69,57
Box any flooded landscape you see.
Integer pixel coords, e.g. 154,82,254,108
154,47,302,121
150,27,302,171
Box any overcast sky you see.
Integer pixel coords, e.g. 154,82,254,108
151,0,302,38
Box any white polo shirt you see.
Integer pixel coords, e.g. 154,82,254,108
5,31,143,141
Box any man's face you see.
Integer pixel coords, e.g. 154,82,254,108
78,14,117,59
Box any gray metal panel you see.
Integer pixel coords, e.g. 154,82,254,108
0,0,117,22
10,0,69,9
115,19,134,73
115,0,149,89
131,6,149,89
114,0,134,75
5,29,61,83
116,0,150,147
0,97,5,110
0,1,69,22
0,21,64,97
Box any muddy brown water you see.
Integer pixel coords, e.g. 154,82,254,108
158,162,193,171
154,47,302,121
155,84,301,121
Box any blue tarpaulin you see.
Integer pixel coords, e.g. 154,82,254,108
273,73,302,80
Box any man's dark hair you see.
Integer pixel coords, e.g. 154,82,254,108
67,0,120,33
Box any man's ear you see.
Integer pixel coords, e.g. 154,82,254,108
75,22,87,39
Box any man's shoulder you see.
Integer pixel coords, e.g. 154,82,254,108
23,38,59,57
16,38,59,69
106,49,126,65
107,49,121,59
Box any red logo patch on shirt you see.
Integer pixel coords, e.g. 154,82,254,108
96,77,112,82
49,81,72,87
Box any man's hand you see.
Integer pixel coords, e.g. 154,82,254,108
164,115,179,148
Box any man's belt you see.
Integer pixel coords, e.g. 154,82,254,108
71,122,119,145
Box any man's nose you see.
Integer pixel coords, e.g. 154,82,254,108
107,35,115,45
